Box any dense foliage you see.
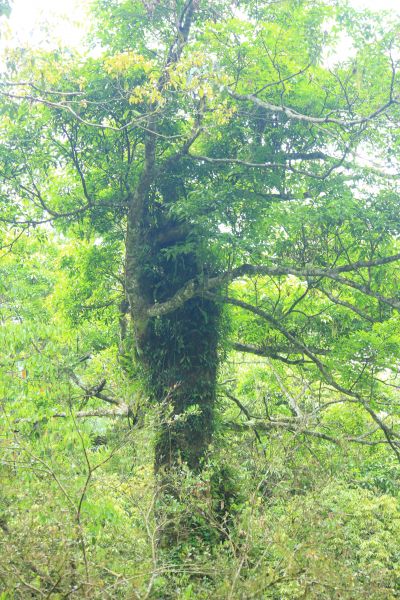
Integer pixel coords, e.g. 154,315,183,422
1,0,400,597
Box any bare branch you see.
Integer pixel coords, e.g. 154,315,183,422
319,287,377,322
228,419,394,446
228,89,399,128
67,371,122,407
0,86,153,132
52,407,129,418
188,152,330,170
232,341,311,365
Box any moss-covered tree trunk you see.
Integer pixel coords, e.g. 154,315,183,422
126,193,220,471
141,249,220,471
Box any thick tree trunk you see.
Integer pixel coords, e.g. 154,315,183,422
143,293,220,472
126,210,220,471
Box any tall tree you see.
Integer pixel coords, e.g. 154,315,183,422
1,0,400,472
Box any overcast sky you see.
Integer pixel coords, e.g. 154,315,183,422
1,0,399,51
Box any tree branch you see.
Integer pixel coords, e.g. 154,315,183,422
145,254,400,318
232,341,311,365
67,371,122,407
213,293,400,461
228,419,394,446
228,89,399,128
